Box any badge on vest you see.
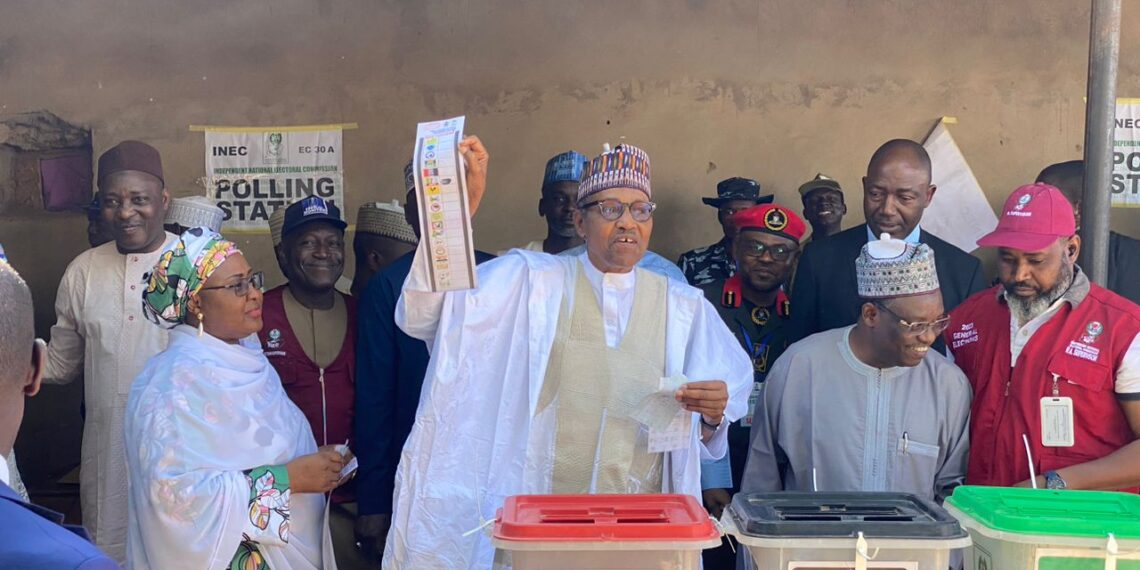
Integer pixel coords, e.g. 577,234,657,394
1081,321,1104,344
267,328,283,349
1041,397,1075,447
751,307,770,326
1041,373,1075,447
1064,340,1100,362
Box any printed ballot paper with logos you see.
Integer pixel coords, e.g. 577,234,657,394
413,116,478,291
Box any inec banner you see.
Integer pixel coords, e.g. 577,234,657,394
202,126,347,230
1114,100,1140,208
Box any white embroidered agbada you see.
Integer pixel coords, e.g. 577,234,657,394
43,234,177,563
381,247,753,569
125,325,335,569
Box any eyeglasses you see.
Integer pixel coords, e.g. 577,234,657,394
875,302,951,336
199,272,264,297
579,199,657,222
739,240,798,262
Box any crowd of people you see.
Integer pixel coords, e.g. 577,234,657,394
0,133,1138,570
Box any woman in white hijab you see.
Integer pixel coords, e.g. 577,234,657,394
125,227,349,569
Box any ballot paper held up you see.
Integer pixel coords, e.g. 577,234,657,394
632,375,692,453
413,116,478,291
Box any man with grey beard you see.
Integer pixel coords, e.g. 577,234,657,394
946,183,1140,492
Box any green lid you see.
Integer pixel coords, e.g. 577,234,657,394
946,486,1140,539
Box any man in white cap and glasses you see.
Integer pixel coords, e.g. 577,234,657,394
382,138,751,569
163,195,225,235
743,235,971,503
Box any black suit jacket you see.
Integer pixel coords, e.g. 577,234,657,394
788,224,988,350
1109,231,1140,305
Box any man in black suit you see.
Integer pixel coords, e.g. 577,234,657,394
1036,160,1140,305
789,139,987,347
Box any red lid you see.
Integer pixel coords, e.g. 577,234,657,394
493,494,719,542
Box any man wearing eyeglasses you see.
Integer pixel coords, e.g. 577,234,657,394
256,195,369,568
678,177,773,286
742,236,971,504
384,140,752,570
697,203,804,570
946,184,1140,492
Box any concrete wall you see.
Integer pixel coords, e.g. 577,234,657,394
1,0,1138,483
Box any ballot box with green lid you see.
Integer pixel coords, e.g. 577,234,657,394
491,494,722,569
945,485,1140,569
723,491,971,569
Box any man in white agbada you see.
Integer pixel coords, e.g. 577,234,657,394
43,140,177,564
382,139,752,569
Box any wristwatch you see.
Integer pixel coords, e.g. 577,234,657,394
1044,470,1068,490
700,415,723,430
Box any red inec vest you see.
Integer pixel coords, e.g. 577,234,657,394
946,283,1140,490
258,286,358,501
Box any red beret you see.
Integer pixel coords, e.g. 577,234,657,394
730,203,806,242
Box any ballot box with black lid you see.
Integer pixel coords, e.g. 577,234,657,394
723,492,971,569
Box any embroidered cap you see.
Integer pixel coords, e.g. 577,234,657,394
977,183,1076,252
731,204,807,243
856,234,940,299
357,201,417,244
543,151,589,188
577,143,651,204
165,196,225,232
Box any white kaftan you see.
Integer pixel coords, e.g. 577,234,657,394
43,235,177,564
382,247,752,569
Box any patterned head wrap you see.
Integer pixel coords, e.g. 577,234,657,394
142,227,240,328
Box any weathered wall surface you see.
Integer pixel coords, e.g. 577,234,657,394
0,0,1138,482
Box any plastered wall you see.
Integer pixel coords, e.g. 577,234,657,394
1,0,1138,483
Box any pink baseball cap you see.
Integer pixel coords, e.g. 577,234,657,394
977,183,1076,252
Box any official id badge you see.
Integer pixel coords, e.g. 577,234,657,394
1040,397,1075,447
740,383,762,428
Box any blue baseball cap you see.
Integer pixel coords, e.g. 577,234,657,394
281,195,347,239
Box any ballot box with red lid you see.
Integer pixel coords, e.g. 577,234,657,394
491,494,723,569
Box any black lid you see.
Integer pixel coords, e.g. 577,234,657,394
728,492,967,540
